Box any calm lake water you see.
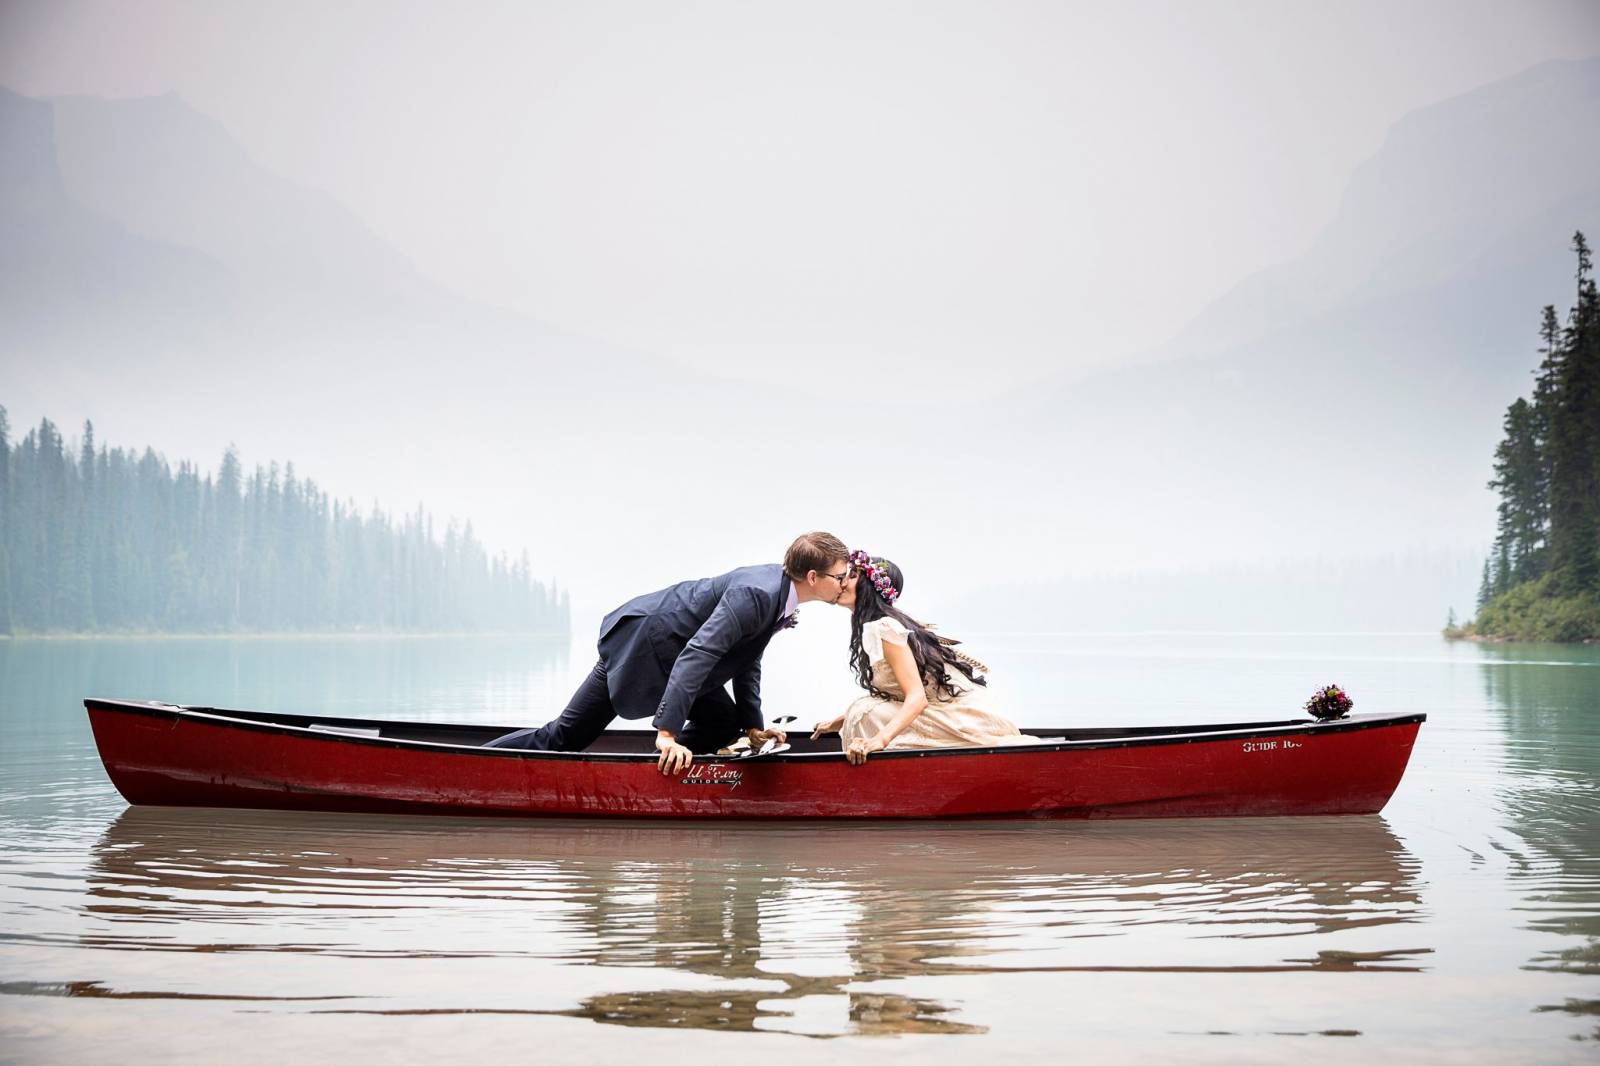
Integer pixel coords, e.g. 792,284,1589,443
1,629,1597,1063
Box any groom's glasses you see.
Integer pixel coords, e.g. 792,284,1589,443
819,567,852,587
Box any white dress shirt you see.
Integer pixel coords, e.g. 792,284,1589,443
775,580,798,631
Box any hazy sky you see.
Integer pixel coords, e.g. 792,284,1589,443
3,2,1598,618
6,0,1598,394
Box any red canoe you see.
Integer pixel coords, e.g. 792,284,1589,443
84,698,1424,820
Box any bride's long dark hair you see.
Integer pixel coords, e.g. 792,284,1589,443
848,557,986,701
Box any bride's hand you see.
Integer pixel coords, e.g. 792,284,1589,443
811,714,845,739
846,736,884,765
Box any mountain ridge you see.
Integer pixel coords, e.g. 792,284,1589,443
1153,55,1600,364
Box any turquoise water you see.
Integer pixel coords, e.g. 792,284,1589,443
0,632,1596,1063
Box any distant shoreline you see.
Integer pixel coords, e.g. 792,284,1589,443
1442,628,1600,646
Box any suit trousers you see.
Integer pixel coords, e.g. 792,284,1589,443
483,658,742,753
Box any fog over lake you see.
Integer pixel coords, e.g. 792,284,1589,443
3,2,1598,627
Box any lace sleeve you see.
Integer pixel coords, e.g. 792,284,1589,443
862,617,910,664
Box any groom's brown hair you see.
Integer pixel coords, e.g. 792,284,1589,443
783,532,849,580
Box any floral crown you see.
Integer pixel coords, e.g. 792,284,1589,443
849,549,899,603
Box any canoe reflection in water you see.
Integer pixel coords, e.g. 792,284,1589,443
83,809,1428,1038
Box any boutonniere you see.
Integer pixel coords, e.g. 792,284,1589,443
778,610,800,631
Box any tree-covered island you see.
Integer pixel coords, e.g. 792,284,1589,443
1448,232,1600,643
0,408,568,635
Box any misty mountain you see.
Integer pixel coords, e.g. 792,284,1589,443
0,90,235,351
948,58,1599,629
3,61,1594,628
0,82,723,584
0,84,843,604
0,86,667,411
1164,57,1600,362
47,92,431,306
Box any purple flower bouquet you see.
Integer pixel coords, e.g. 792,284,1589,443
1304,684,1354,721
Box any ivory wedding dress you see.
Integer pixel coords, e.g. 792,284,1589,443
839,617,1039,749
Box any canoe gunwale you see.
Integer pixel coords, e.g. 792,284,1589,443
84,697,1427,763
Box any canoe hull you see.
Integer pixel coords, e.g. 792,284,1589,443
86,700,1423,820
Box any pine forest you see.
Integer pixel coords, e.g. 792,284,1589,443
1458,232,1600,642
0,408,569,635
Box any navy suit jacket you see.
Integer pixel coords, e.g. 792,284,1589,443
597,563,790,734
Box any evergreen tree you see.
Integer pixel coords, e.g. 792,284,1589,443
1544,232,1600,594
1480,232,1600,638
1575,231,1593,301
0,415,563,635
1488,397,1545,582
1527,303,1563,567
0,406,11,634
215,446,243,626
70,421,97,628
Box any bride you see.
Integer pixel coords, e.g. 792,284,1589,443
813,550,1038,765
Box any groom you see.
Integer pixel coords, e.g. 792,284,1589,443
486,532,853,774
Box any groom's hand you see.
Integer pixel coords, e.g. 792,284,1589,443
655,730,693,776
746,726,787,747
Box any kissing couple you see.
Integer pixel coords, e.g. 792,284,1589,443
485,532,1038,772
